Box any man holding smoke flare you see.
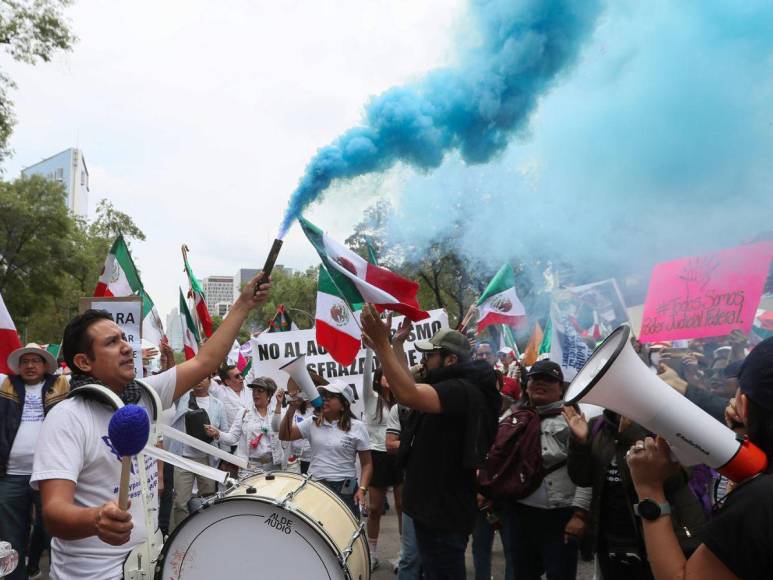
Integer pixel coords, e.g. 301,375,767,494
29,275,271,580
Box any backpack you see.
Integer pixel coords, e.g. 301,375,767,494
477,407,564,501
185,393,214,444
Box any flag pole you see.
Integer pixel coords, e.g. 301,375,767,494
457,301,479,333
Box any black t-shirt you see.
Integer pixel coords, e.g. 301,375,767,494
599,455,639,551
702,473,773,579
402,378,486,534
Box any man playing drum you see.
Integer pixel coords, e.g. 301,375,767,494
30,275,271,580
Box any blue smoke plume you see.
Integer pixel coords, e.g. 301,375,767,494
279,0,602,237
384,0,773,292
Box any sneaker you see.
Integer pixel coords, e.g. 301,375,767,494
389,557,400,574
28,567,42,580
370,556,380,572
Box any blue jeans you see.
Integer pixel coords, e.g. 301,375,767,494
472,509,514,580
398,512,422,580
413,520,468,580
0,474,49,580
507,504,578,580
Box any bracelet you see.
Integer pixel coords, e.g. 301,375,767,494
359,486,368,493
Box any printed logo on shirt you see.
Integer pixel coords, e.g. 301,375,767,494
341,434,355,453
21,392,44,422
606,457,622,484
101,435,137,474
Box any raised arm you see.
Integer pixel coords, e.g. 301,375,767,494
361,305,441,413
278,401,304,441
173,274,270,401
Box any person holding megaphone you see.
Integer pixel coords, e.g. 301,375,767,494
625,336,773,580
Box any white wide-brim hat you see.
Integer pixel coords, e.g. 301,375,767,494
7,343,58,374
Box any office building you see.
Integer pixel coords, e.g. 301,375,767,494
21,148,89,217
202,276,234,316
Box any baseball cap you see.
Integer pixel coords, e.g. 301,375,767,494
738,337,773,410
527,360,564,383
248,377,277,393
319,382,355,404
415,328,472,360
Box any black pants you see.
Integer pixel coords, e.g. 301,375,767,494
507,504,578,580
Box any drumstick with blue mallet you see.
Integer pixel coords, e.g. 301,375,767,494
109,405,151,510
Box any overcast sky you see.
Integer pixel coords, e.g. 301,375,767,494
5,1,772,321
4,0,464,317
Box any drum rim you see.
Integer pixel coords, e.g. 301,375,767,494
153,472,370,579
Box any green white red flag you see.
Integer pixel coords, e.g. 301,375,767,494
300,217,428,321
0,290,22,375
179,288,200,360
94,235,165,345
476,264,527,332
316,266,362,365
182,250,213,338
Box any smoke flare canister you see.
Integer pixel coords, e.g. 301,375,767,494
254,238,283,296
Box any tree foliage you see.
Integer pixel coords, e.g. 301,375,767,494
244,266,318,332
0,0,76,164
0,176,144,342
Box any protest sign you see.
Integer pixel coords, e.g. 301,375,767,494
249,309,448,418
640,243,773,342
80,296,143,378
548,279,629,381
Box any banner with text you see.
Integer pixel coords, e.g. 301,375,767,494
640,243,773,342
249,309,448,418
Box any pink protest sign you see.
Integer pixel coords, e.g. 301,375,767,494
640,242,773,342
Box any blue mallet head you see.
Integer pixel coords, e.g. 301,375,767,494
108,404,150,457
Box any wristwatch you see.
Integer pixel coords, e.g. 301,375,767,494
634,499,671,521
359,486,368,493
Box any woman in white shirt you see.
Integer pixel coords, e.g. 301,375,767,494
278,382,373,517
205,377,283,476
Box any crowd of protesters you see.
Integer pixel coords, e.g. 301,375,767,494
1,275,773,579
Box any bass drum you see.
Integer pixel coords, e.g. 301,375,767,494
154,472,370,580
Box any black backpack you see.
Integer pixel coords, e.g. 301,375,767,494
185,393,214,443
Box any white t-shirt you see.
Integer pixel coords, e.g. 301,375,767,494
298,416,369,481
385,403,401,436
5,377,45,475
30,369,177,580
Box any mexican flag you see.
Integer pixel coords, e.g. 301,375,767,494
0,291,22,375
476,264,526,332
179,288,200,360
268,304,298,333
183,250,213,338
316,266,362,366
94,235,166,345
300,218,428,321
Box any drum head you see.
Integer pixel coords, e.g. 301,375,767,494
155,495,360,579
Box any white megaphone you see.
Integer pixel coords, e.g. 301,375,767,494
564,325,767,482
280,355,323,408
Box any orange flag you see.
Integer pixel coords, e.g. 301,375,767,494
522,321,544,367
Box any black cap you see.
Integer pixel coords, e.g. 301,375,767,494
738,337,773,411
527,359,564,383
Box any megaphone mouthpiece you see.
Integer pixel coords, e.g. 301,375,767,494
280,355,323,408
